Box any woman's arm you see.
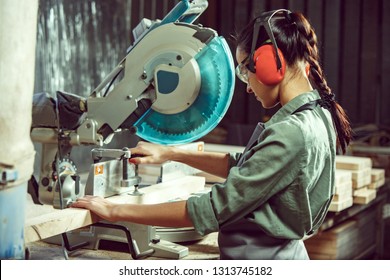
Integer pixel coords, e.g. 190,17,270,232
71,196,193,228
129,141,230,178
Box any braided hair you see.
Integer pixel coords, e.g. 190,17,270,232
235,11,352,154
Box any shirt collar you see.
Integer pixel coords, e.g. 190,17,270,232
265,90,321,127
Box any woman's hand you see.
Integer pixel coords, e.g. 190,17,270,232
129,141,175,165
70,195,117,222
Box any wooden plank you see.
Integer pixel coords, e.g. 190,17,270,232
335,169,352,185
352,176,371,189
350,167,372,181
353,188,376,205
307,252,335,260
371,177,386,189
25,176,205,244
335,155,372,170
204,143,245,153
353,186,368,196
328,197,353,212
378,177,386,188
371,168,385,182
24,205,96,245
197,171,225,184
306,208,377,259
333,182,352,201
316,219,357,239
334,180,353,194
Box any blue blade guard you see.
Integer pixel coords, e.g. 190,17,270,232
134,36,235,145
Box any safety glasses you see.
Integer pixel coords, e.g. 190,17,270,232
235,56,250,84
247,9,291,73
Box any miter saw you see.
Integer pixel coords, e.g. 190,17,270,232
29,0,235,259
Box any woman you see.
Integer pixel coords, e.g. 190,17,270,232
72,9,352,259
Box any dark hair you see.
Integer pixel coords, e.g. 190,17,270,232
235,11,352,154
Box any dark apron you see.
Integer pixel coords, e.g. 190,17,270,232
218,101,321,260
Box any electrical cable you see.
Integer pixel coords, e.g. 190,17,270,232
103,68,123,97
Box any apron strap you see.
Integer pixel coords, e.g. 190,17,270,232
236,122,265,167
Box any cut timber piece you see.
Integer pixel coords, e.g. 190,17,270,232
335,170,352,185
335,155,372,170
334,180,353,196
328,197,353,212
351,167,371,181
374,177,386,189
24,175,205,244
137,142,204,184
353,188,376,205
333,179,353,202
367,182,377,190
205,143,245,153
352,175,372,189
371,168,385,182
197,171,225,184
353,187,368,196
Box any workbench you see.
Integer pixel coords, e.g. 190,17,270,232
24,175,221,260
26,232,220,260
24,167,390,260
25,186,390,260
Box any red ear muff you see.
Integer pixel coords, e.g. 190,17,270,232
305,64,310,77
253,44,286,86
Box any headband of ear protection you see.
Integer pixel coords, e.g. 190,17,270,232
247,9,292,86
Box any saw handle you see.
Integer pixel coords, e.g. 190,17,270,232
122,147,130,181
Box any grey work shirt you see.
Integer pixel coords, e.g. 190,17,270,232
186,90,336,259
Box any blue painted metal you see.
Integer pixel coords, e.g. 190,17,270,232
0,182,27,259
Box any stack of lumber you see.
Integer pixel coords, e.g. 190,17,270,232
305,155,387,259
304,206,377,259
329,155,386,212
329,170,353,212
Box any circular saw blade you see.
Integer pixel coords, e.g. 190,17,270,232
134,36,235,145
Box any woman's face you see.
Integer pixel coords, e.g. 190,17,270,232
235,48,280,109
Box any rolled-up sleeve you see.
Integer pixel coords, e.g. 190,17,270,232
187,122,306,236
186,192,220,235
